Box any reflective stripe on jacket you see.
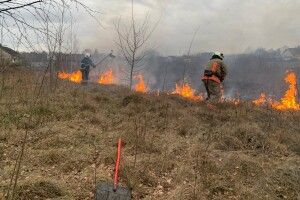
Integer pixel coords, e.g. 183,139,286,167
202,75,221,84
202,58,227,84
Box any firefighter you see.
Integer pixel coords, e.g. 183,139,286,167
202,52,228,102
80,53,96,85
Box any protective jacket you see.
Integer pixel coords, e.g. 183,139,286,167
202,58,228,84
81,57,95,71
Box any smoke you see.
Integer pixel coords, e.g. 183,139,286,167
34,0,300,98
73,0,300,56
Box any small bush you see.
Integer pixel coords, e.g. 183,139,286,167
122,94,143,106
15,181,64,200
216,135,243,151
30,106,53,117
271,168,300,199
94,95,110,103
290,144,300,156
178,125,188,137
39,150,67,166
80,103,96,112
1,112,23,126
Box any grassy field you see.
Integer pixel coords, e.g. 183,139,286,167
0,68,299,200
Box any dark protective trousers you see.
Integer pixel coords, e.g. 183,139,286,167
203,80,221,102
81,69,90,85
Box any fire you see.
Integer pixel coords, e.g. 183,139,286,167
252,72,300,111
156,90,160,96
172,83,203,101
134,75,147,93
98,69,115,85
220,85,225,102
220,86,240,105
57,70,82,83
232,98,240,105
223,97,240,105
57,71,70,79
271,71,300,111
253,93,267,106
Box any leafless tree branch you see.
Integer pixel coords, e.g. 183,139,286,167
0,0,42,13
114,0,160,89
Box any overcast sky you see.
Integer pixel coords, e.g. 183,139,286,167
74,0,300,55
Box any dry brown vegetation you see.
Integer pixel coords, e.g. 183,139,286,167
0,67,300,200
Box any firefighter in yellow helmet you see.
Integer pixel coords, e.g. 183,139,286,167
202,52,228,102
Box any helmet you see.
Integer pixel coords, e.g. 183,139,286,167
85,53,91,58
213,52,224,59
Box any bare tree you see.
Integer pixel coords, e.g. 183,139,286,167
0,0,100,52
182,25,201,85
0,0,101,94
0,1,100,199
0,0,42,12
114,0,159,89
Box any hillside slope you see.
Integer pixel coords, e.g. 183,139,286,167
0,69,300,200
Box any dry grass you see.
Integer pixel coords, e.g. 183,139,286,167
0,68,299,200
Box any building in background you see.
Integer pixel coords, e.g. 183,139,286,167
0,45,20,65
282,47,300,61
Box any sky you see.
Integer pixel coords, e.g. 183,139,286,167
18,0,300,55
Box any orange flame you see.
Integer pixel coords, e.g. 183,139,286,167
98,69,115,85
220,85,225,102
232,98,240,105
172,83,203,101
134,75,147,93
220,86,240,105
271,71,300,111
253,93,267,106
223,97,240,105
58,70,82,83
156,90,160,96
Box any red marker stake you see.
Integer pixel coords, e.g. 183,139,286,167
113,138,122,191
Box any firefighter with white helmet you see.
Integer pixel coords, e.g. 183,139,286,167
202,52,228,102
80,52,96,85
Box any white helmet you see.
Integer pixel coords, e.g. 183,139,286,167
85,53,91,58
213,52,224,59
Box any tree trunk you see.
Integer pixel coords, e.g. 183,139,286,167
129,63,134,90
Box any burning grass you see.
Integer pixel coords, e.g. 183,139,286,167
0,68,300,200
271,71,300,110
172,83,203,101
57,70,82,83
253,93,267,106
134,74,148,93
253,71,300,111
57,69,300,111
97,69,115,85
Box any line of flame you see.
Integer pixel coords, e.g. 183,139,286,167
253,71,300,111
98,69,115,85
57,70,82,83
134,75,148,93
